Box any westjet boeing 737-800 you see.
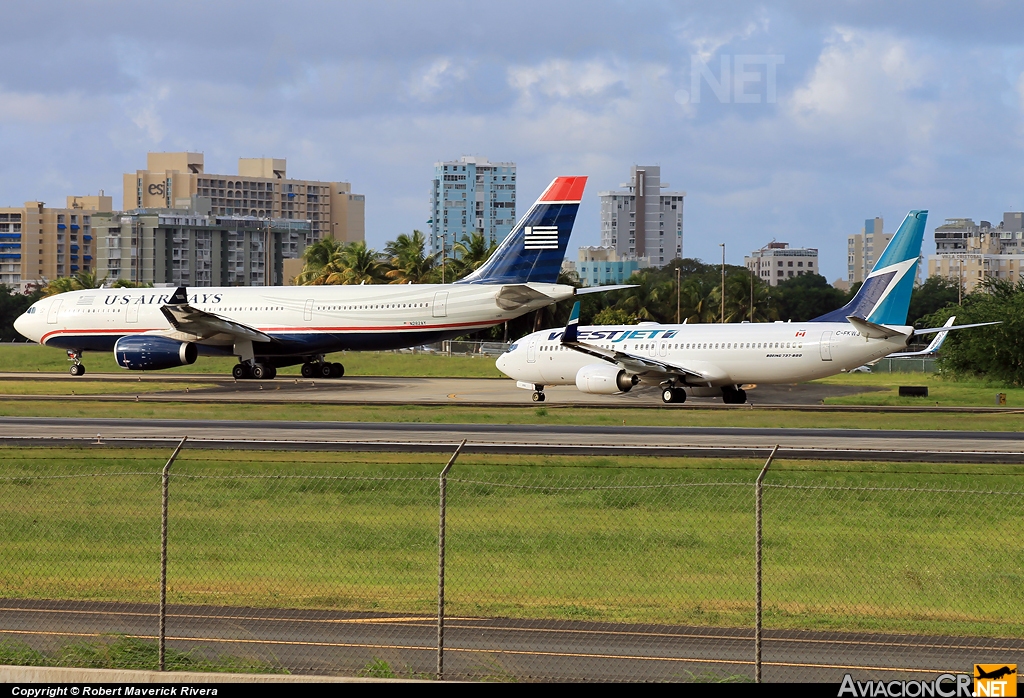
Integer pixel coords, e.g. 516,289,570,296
497,210,997,403
15,176,601,379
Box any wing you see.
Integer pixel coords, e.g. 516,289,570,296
157,286,272,343
560,301,713,384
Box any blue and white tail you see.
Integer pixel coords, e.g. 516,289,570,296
459,176,587,284
812,210,928,325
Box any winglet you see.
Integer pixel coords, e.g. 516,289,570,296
169,286,188,305
562,301,581,344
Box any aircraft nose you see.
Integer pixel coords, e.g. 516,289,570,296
495,353,508,374
13,312,32,342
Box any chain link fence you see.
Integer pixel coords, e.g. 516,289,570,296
1,444,1021,682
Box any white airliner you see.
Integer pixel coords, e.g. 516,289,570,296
496,211,998,403
14,176,616,379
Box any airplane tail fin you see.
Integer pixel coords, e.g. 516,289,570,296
811,210,927,325
562,301,581,343
459,176,587,285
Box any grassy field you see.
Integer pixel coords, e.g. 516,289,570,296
0,344,505,378
1,447,1021,638
818,371,1024,407
1,398,1021,431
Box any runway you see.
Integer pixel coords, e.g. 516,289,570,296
2,599,1014,682
2,416,1023,463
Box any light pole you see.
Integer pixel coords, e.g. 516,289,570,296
676,266,681,324
720,243,726,323
750,262,755,323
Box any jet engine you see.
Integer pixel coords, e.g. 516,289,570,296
575,363,637,394
114,335,198,371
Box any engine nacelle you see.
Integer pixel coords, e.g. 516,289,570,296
114,335,198,371
575,363,637,394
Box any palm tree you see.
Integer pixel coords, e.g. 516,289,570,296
41,277,76,297
724,271,777,323
73,271,105,290
384,230,436,284
613,270,672,322
448,231,497,280
678,277,719,323
296,237,347,285
312,242,389,285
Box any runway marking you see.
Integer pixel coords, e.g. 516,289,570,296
1,608,1019,652
0,629,975,674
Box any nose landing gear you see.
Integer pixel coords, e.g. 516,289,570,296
67,350,86,377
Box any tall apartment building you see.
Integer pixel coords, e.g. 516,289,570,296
744,242,819,286
429,156,516,256
927,213,1024,293
93,200,312,287
0,194,112,291
847,217,893,284
123,152,364,244
576,246,649,287
599,166,684,268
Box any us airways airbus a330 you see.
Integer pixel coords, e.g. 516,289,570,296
497,210,997,403
14,176,611,379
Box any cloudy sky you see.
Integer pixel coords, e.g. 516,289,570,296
4,1,1024,280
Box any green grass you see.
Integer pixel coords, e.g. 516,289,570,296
1,447,1022,639
816,372,1024,407
0,344,504,378
0,636,286,673
1,398,1022,431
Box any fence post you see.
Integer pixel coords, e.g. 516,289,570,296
755,445,778,684
160,436,187,672
437,439,466,681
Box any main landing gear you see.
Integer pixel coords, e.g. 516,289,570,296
67,350,86,377
721,386,748,404
661,387,686,404
232,362,277,380
301,360,344,379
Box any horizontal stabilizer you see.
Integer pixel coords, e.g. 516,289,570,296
575,285,637,295
846,316,908,339
913,320,1000,335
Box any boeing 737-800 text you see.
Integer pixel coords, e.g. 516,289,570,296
497,210,997,403
15,177,593,379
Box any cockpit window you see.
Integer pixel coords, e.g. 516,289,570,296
26,307,36,314
506,343,518,353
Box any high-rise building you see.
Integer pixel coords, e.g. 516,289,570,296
847,217,892,284
123,152,363,243
744,242,819,286
927,213,1024,293
0,194,112,291
429,156,516,256
599,166,684,268
576,246,649,286
93,199,312,287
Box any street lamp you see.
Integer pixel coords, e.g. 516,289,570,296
720,243,726,323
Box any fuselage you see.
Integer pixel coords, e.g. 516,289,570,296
496,321,912,388
15,282,574,357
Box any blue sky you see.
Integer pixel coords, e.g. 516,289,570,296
3,1,1024,281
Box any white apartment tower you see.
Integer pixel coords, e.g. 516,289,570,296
599,166,684,267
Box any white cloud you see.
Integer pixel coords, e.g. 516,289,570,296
407,57,468,101
0,86,94,124
787,28,935,142
507,59,629,100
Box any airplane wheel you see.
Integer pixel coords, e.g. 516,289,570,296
69,364,85,377
532,391,545,402
301,363,316,378
320,363,334,378
673,388,687,403
251,363,270,380
265,365,277,380
662,388,675,404
332,363,345,378
736,389,747,404
232,364,250,380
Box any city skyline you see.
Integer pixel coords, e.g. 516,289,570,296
3,2,1024,280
